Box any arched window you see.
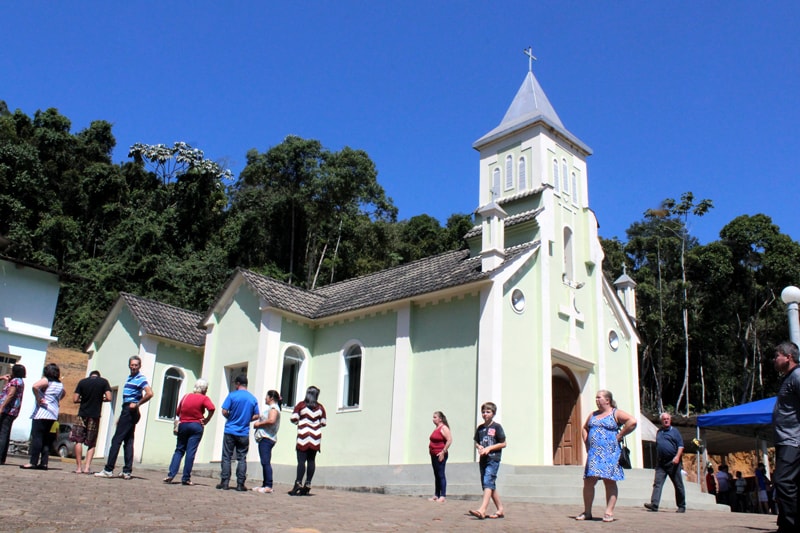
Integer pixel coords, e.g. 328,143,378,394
562,159,569,193
518,157,527,190
504,155,513,190
280,348,305,408
158,367,184,419
552,159,559,192
571,172,579,204
492,168,501,200
341,344,362,408
563,227,574,280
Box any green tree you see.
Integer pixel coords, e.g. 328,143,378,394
233,135,397,288
645,192,712,415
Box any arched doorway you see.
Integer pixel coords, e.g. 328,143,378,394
552,368,581,465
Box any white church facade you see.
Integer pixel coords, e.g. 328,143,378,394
86,64,641,470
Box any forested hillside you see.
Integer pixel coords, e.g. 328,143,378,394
0,103,471,348
2,102,798,415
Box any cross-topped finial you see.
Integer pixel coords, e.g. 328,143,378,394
523,46,537,72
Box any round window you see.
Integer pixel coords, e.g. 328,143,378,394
511,289,525,313
608,330,620,351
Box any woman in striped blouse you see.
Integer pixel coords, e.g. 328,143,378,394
21,363,64,470
289,386,327,496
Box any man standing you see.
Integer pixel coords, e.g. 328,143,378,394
70,370,111,473
216,374,259,492
644,412,686,513
772,341,800,532
754,462,771,514
95,356,153,480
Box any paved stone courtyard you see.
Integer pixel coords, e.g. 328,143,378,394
0,457,779,532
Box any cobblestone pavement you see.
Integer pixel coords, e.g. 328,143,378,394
0,457,778,532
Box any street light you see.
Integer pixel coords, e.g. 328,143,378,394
781,286,800,345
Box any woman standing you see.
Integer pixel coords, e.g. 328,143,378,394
289,386,326,496
253,390,282,494
576,389,637,522
0,364,26,464
428,411,452,502
21,363,64,470
164,378,215,485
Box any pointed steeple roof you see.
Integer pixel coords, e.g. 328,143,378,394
473,70,591,154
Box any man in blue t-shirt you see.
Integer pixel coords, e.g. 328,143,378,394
216,374,259,491
644,412,686,513
95,356,153,480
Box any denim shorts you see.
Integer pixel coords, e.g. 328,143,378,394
480,457,501,490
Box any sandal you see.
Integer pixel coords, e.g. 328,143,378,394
603,514,615,522
163,477,173,484
575,512,592,521
468,510,486,520
181,480,194,486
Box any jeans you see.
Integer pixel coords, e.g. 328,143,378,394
296,449,318,486
430,452,448,498
220,433,249,486
0,413,17,463
649,461,686,510
258,438,276,488
480,457,500,491
774,445,800,532
167,422,204,482
104,405,140,474
29,419,56,467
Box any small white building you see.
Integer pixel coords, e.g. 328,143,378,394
0,256,63,440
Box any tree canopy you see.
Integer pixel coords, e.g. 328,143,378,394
0,103,472,347
603,196,800,414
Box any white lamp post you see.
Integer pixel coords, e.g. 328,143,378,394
782,286,800,345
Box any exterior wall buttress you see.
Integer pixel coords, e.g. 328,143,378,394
477,282,503,423
258,305,283,394
389,303,411,464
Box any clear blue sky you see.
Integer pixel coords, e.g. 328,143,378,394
3,2,798,245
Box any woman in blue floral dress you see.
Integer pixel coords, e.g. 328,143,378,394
576,390,637,522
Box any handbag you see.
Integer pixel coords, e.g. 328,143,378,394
173,395,185,435
618,438,632,469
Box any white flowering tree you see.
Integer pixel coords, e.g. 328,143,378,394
128,141,232,184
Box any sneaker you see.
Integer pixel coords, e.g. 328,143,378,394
94,470,114,478
120,472,132,480
252,487,273,494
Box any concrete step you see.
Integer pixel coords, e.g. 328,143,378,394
180,461,729,511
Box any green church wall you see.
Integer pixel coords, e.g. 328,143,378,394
90,306,141,388
407,295,480,464
284,311,398,466
143,343,203,464
501,255,547,464
209,286,261,377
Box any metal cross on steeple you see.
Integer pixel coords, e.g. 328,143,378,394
523,46,537,72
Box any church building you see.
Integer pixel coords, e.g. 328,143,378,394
86,62,641,471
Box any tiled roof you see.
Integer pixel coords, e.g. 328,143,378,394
464,207,544,239
120,293,206,346
238,270,327,317
236,242,539,320
313,249,486,317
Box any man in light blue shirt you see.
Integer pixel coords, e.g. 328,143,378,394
95,356,153,480
216,374,259,491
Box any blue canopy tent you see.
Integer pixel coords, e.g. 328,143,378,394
698,397,776,429
695,397,775,455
